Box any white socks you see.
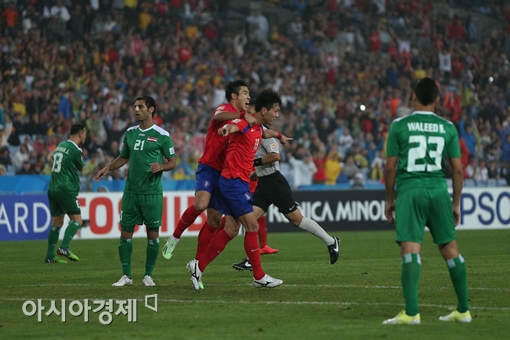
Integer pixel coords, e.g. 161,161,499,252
298,217,335,246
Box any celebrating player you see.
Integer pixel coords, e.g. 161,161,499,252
162,80,255,261
187,88,292,290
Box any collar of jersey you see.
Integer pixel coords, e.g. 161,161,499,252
138,124,155,132
411,110,436,116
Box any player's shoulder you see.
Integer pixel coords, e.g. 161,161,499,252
150,124,170,137
214,102,235,113
126,125,139,133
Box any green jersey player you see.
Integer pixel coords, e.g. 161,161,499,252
383,78,471,325
45,124,87,263
95,95,176,287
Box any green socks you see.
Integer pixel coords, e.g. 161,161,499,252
447,255,469,313
46,226,61,258
60,221,81,249
145,238,160,277
401,253,421,316
119,238,133,277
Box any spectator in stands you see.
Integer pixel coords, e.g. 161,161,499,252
351,172,365,189
342,155,360,180
0,124,9,148
325,149,341,185
288,147,317,188
312,149,327,184
16,160,34,175
487,160,500,179
12,144,30,169
0,147,11,168
370,158,384,182
474,159,488,184
0,163,6,176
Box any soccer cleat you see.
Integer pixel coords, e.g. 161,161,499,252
327,236,340,264
112,275,133,287
162,238,178,260
142,275,156,286
260,245,279,255
253,274,283,288
186,259,203,290
439,310,472,323
45,257,67,264
57,247,79,261
232,258,253,271
382,310,421,325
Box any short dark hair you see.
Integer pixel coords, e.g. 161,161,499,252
70,124,85,136
225,80,248,101
135,95,157,117
254,88,282,112
414,77,439,106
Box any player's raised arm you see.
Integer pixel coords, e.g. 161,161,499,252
218,123,239,137
262,129,293,145
215,110,257,126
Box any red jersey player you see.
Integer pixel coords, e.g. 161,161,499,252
186,89,292,289
162,80,256,263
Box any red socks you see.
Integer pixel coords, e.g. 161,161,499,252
198,228,233,272
257,216,267,248
174,205,201,239
245,231,264,280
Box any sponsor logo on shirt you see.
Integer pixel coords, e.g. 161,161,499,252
147,136,158,143
169,147,175,155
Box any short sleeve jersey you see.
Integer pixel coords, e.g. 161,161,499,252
198,102,239,171
255,135,280,177
386,111,460,192
221,119,264,183
48,140,84,196
120,124,175,194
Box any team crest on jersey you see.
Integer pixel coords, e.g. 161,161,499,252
203,180,211,188
147,136,158,143
269,142,278,150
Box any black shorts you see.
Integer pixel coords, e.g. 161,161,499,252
252,172,298,214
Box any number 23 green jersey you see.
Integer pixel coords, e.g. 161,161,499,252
386,111,461,192
121,124,176,195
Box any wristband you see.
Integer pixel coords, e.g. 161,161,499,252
277,133,283,139
240,112,246,119
253,158,263,166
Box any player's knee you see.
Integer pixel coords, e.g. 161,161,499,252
194,202,208,212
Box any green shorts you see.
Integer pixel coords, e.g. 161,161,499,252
48,190,80,216
120,192,162,231
395,187,456,245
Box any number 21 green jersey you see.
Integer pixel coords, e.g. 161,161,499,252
386,111,461,192
48,140,85,196
121,124,176,195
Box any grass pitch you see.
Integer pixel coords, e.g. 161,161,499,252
1,229,509,340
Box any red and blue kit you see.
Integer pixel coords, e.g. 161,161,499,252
221,120,263,183
198,102,239,172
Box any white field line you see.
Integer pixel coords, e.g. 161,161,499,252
5,283,510,292
1,297,508,311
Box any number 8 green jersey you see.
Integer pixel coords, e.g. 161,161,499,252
48,140,85,196
121,124,176,195
386,111,461,192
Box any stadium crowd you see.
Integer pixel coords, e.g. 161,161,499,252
0,0,509,189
